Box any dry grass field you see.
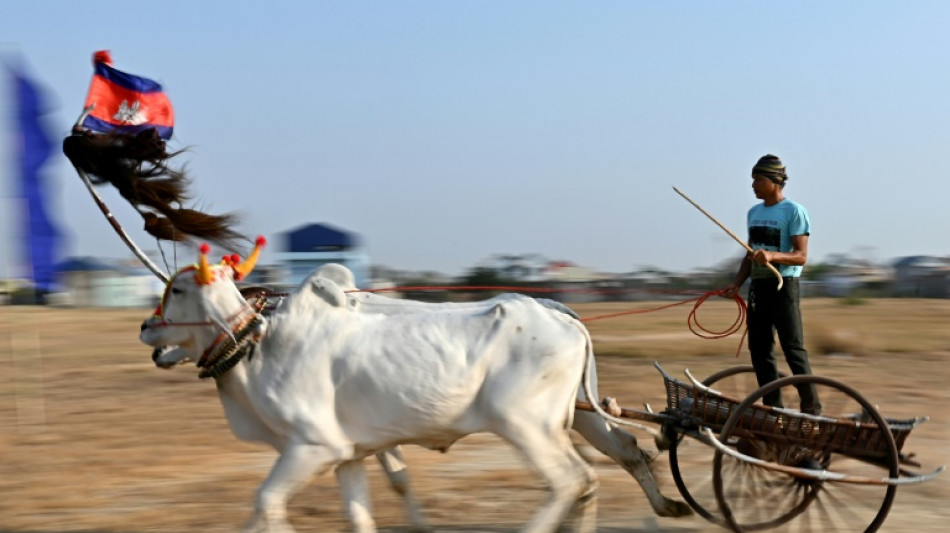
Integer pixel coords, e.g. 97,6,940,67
1,298,948,532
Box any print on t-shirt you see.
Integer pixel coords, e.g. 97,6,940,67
750,226,781,249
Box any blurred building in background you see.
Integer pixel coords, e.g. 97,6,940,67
2,230,950,306
54,257,162,308
891,256,950,298
277,222,370,289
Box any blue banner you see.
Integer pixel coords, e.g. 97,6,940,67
12,68,60,294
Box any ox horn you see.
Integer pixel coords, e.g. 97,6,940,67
232,236,267,281
194,243,215,285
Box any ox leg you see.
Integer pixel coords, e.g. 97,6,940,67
563,461,599,533
375,447,431,532
336,460,377,533
244,444,338,533
501,423,597,533
572,411,691,518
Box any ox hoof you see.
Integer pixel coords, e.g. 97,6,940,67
655,497,693,518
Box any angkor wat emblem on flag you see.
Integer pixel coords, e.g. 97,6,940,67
113,100,146,125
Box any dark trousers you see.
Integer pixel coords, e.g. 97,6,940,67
747,277,821,414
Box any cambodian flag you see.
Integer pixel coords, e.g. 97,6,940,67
81,51,174,139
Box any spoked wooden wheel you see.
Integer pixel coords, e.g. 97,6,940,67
668,366,784,523
712,375,899,532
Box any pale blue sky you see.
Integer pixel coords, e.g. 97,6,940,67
2,1,948,278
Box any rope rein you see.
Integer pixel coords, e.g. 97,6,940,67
570,289,747,357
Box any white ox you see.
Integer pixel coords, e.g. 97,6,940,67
316,264,689,517
141,254,620,533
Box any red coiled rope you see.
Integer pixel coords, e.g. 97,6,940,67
685,290,747,340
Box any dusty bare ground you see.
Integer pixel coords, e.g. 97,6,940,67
1,299,948,532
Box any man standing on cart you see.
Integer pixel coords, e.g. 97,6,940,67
721,154,821,415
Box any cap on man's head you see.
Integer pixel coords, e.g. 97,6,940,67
752,154,788,184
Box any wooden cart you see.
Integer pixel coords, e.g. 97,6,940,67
579,363,944,532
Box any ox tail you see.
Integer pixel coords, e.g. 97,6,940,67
572,318,663,439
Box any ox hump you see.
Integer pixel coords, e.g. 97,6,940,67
313,263,357,291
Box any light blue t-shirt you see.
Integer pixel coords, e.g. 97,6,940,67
747,199,811,279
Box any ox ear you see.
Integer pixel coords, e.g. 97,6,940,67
309,276,347,308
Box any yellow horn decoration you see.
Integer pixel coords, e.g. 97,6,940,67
194,243,215,285
232,236,267,281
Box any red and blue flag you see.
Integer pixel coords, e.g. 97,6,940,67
81,51,174,139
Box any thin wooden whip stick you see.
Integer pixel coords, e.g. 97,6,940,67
672,186,783,290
